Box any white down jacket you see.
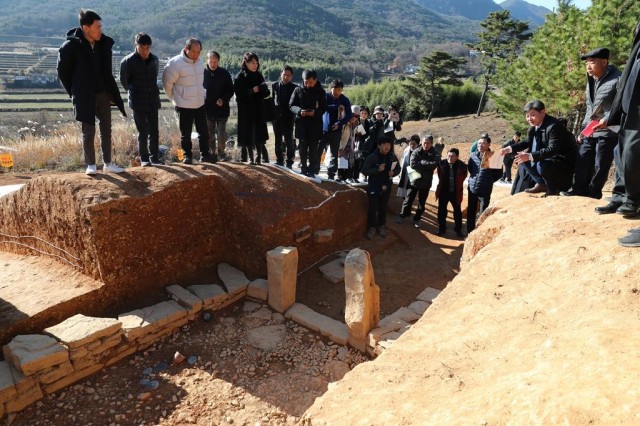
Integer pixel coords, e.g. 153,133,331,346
162,52,205,109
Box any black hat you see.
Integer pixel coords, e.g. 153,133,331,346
580,47,610,60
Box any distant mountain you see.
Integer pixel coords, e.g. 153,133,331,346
412,0,502,21
498,0,551,27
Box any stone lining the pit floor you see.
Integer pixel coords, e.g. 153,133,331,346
0,249,441,420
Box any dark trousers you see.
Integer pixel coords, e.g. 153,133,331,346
177,106,210,158
522,159,572,194
81,91,112,165
400,185,429,221
467,190,491,233
273,116,295,166
572,135,616,199
207,118,228,156
318,130,341,177
352,158,363,180
368,187,392,228
438,191,462,232
502,158,514,181
612,112,640,205
133,109,159,162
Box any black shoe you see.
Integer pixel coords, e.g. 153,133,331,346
183,156,193,165
525,183,548,194
595,201,622,214
436,229,446,235
201,154,218,164
305,171,315,178
559,190,575,196
455,230,465,238
276,161,285,167
618,232,640,247
150,158,165,166
616,202,640,217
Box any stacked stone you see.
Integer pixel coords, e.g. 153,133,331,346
118,300,189,350
367,286,442,356
43,314,127,393
1,334,67,413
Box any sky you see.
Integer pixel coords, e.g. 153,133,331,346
511,0,592,10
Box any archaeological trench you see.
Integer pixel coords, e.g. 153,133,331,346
0,163,443,420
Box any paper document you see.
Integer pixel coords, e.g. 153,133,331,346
391,161,398,171
355,124,366,134
482,151,504,169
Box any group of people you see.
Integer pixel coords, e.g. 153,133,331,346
57,9,640,247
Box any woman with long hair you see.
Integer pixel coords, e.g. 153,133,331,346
233,52,270,164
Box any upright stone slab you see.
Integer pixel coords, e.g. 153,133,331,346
218,263,250,297
267,246,298,313
344,248,380,352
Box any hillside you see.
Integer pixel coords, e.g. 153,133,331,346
414,0,502,20
0,0,479,80
499,0,550,26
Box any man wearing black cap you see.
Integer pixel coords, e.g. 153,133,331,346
562,48,621,199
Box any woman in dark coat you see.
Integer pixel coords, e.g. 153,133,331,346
233,52,270,164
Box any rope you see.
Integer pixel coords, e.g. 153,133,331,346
0,240,82,269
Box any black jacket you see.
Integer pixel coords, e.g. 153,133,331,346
204,65,234,119
609,22,640,127
57,28,125,123
234,69,270,146
119,51,161,112
409,145,440,189
289,81,327,140
511,114,576,167
272,80,297,119
362,149,401,195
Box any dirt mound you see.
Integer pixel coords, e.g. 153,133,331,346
304,192,640,424
0,164,367,337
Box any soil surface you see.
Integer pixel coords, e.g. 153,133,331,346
1,113,516,424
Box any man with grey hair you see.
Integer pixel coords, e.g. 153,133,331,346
163,37,216,164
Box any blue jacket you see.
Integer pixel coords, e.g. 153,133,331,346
322,93,352,133
468,150,502,196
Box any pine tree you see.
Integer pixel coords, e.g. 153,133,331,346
402,51,466,121
469,10,531,116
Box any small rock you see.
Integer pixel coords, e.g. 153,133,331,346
174,351,186,364
137,392,152,401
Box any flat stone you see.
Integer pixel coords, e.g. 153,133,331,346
242,301,261,312
37,361,74,385
389,307,422,323
368,318,411,347
43,363,103,395
5,384,43,413
8,362,36,394
313,229,334,243
44,314,122,349
416,287,441,303
247,324,287,350
318,253,348,284
408,300,430,316
0,361,17,404
118,300,187,341
247,278,268,301
218,263,250,296
250,307,273,321
285,303,349,345
294,225,312,243
271,312,285,324
167,284,203,313
324,360,350,381
3,335,69,375
379,331,404,342
187,284,229,310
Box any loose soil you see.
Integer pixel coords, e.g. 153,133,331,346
1,113,515,424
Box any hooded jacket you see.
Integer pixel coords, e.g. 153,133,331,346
57,28,126,123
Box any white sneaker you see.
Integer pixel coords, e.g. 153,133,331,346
103,163,124,173
86,164,97,175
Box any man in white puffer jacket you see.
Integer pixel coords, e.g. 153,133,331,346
163,37,216,164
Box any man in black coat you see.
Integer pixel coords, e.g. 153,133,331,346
203,51,234,161
57,9,126,175
120,33,162,166
594,19,640,246
289,69,327,178
272,65,298,168
501,100,576,196
398,134,439,228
